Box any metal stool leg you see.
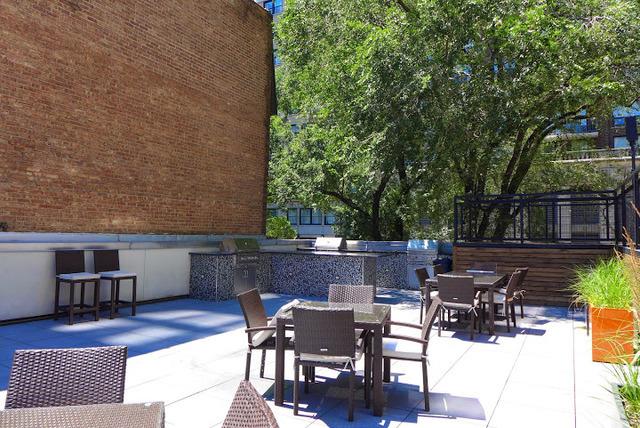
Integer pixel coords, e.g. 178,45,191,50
131,276,137,316
68,282,76,325
54,279,61,320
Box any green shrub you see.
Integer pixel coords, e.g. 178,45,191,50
612,364,640,427
266,216,297,239
571,257,632,309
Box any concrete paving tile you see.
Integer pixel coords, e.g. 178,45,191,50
166,389,232,428
488,401,574,428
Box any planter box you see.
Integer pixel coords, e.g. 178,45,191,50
591,306,634,363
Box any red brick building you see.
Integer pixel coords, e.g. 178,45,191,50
0,0,274,235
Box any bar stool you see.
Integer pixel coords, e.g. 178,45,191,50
94,250,137,319
54,251,101,325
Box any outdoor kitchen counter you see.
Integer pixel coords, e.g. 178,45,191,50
188,250,407,300
260,249,407,297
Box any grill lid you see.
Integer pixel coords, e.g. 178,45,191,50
220,238,260,253
313,237,346,252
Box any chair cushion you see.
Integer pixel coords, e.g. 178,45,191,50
441,300,479,311
252,299,301,347
99,270,137,279
251,329,275,347
57,272,101,281
381,338,423,361
299,348,363,365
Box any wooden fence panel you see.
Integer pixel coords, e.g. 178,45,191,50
453,245,615,306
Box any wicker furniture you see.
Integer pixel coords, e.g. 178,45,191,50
0,402,164,428
379,299,441,411
433,263,448,275
238,289,294,380
468,262,498,273
292,306,367,421
54,250,101,325
513,267,529,318
481,270,524,332
275,301,391,417
415,268,438,324
328,284,375,304
5,346,127,409
222,380,279,428
437,274,482,340
426,271,507,335
94,250,137,319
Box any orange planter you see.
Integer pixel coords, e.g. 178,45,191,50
591,306,635,363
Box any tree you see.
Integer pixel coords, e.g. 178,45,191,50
270,0,640,240
266,216,298,239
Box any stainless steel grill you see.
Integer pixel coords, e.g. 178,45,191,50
312,237,346,252
220,238,260,295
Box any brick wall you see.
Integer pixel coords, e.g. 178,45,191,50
0,0,274,234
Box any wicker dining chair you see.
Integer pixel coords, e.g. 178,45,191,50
328,284,375,304
5,346,127,409
292,306,368,422
480,270,524,332
468,262,498,273
380,298,441,411
54,250,101,325
513,267,529,318
94,250,138,319
415,268,438,324
437,274,482,340
221,380,279,428
238,289,294,380
433,263,448,275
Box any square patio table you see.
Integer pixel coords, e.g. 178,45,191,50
0,402,164,428
274,301,391,416
425,270,507,335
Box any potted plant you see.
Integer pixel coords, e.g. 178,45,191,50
572,257,634,363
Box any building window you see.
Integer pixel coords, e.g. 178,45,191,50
311,209,322,225
263,0,283,15
614,136,630,148
267,209,278,218
300,208,312,225
287,208,298,225
324,212,336,225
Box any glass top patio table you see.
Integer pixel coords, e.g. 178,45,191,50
274,300,391,416
425,270,506,289
276,301,391,326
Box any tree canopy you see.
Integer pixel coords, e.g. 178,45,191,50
269,0,640,240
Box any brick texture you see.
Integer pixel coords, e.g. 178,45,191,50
0,0,274,234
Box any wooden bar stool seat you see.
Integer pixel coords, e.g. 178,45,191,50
54,251,101,325
94,250,137,319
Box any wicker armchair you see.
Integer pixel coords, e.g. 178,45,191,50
222,380,279,428
328,284,375,304
292,306,368,421
5,346,127,409
481,270,524,332
513,267,529,318
238,289,294,380
433,263,448,275
437,274,482,340
468,262,498,273
415,268,438,324
380,299,441,411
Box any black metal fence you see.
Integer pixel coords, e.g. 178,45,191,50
454,190,621,245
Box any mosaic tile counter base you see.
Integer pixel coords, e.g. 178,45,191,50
189,251,408,301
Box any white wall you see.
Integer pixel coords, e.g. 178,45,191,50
0,246,208,321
